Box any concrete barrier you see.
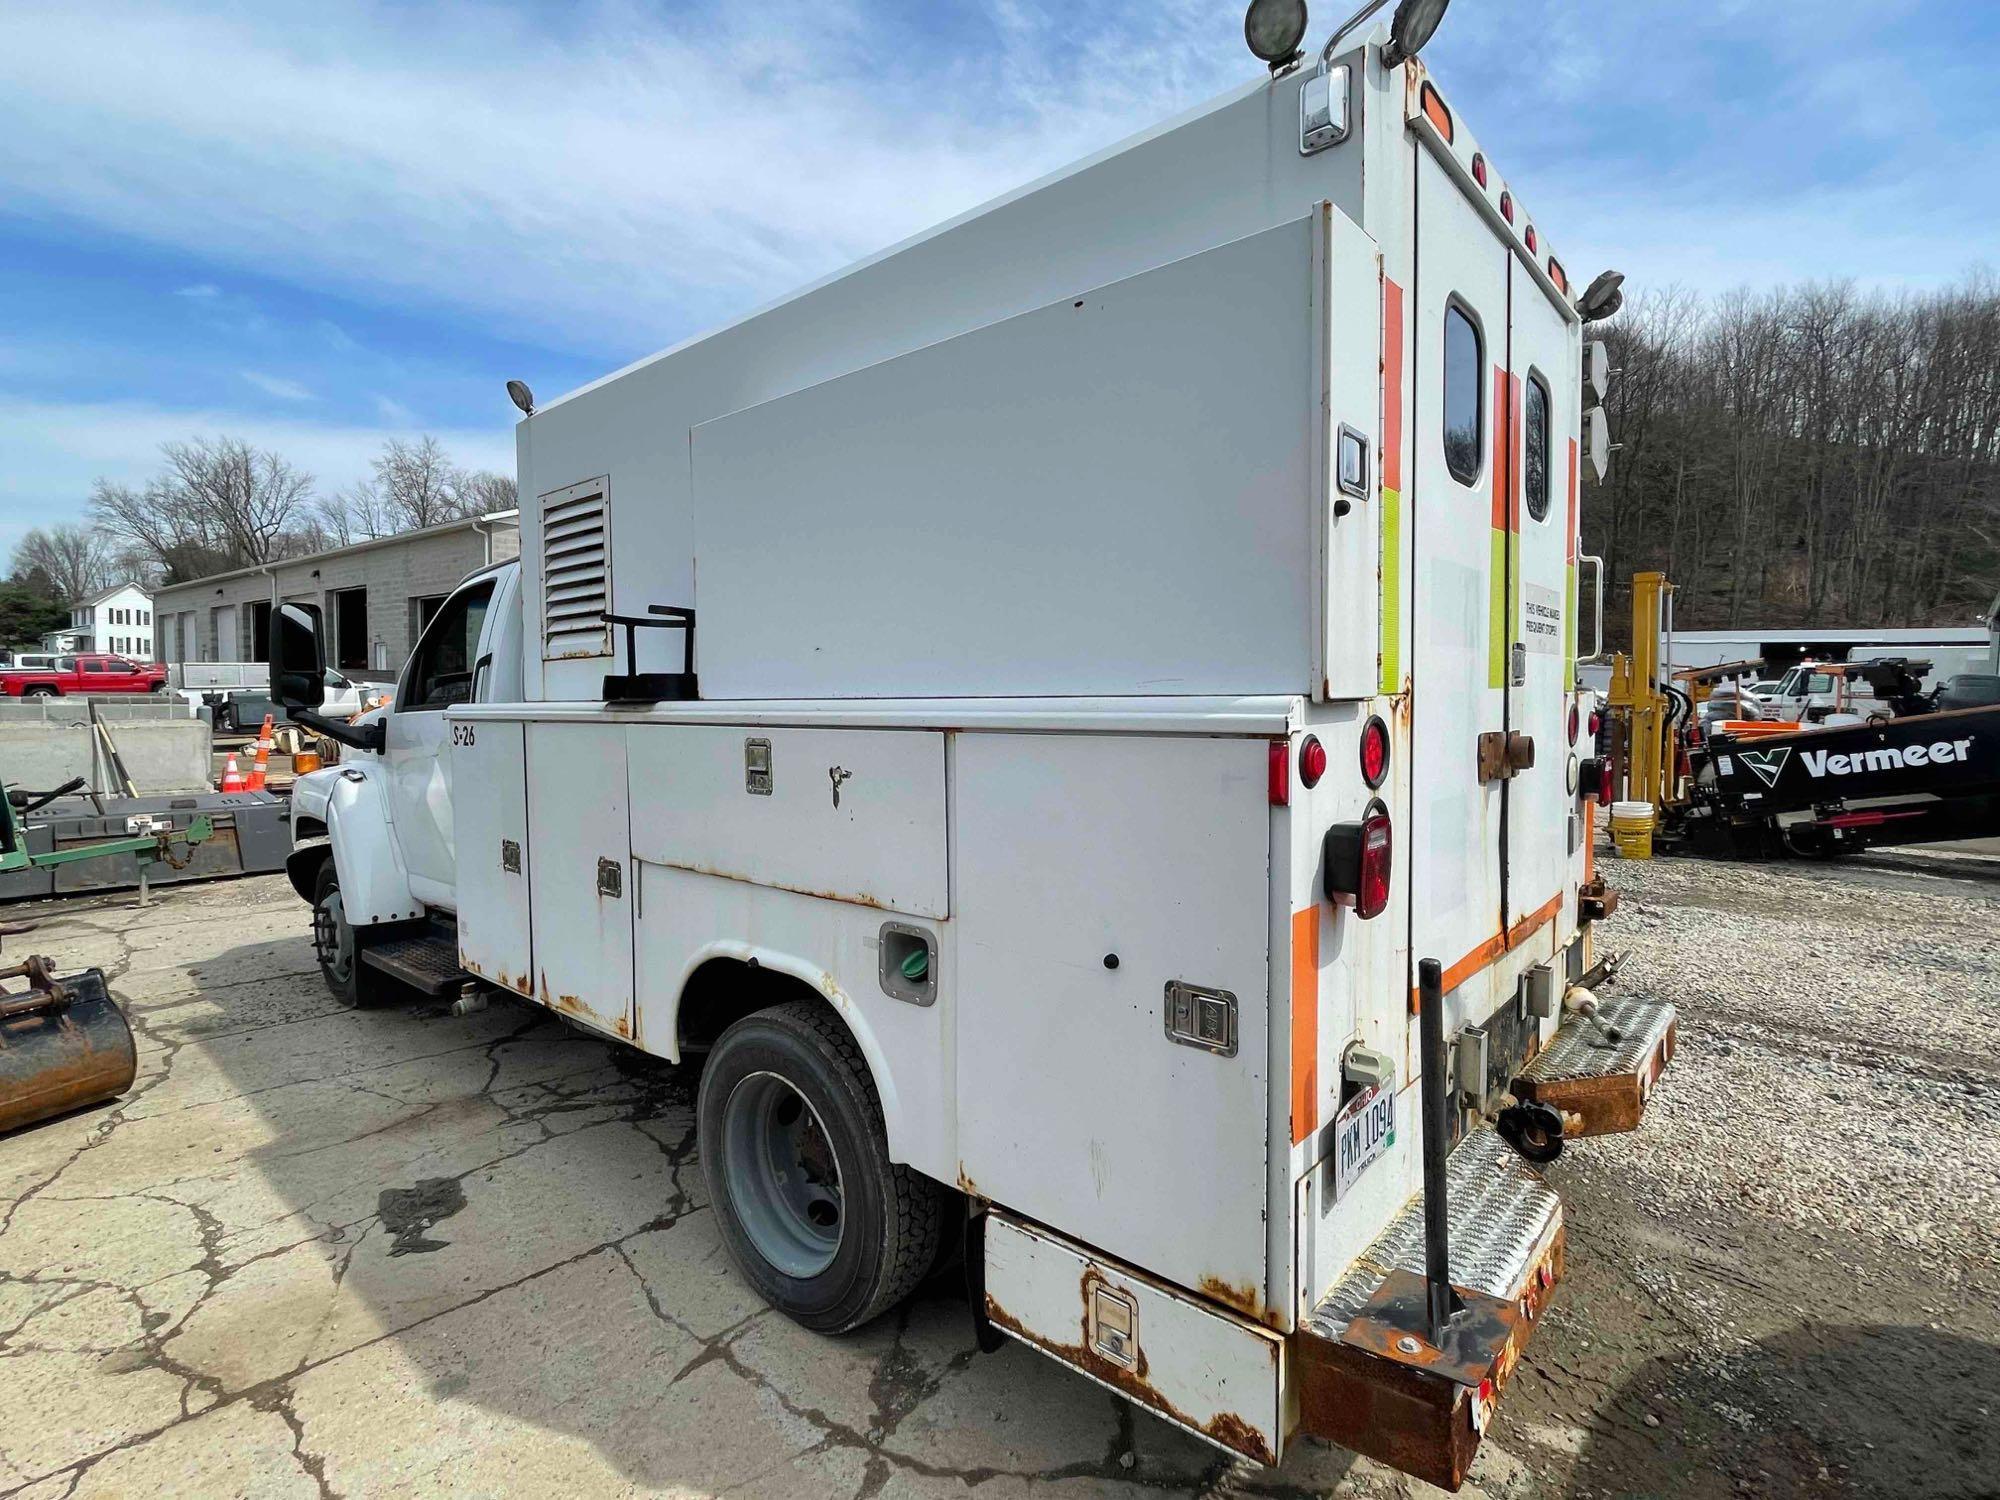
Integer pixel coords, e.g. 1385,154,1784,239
102,721,212,793
0,723,96,790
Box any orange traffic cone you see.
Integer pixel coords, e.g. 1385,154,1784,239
221,754,246,793
245,714,274,792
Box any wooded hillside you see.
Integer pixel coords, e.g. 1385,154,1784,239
1586,274,2000,636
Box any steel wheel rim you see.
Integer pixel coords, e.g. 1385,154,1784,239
720,1070,845,1278
314,885,354,983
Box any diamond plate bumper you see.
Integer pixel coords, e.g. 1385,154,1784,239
1294,1131,1566,1492
1514,995,1678,1135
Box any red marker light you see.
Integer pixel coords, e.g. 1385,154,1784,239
1299,735,1328,789
1567,703,1580,745
1269,740,1289,807
1359,715,1391,789
1525,225,1538,255
1499,191,1514,224
1471,152,1487,188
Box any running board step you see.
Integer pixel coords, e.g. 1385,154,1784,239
360,931,466,995
1295,1131,1565,1492
1513,996,1677,1136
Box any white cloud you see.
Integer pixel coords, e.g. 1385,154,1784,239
0,397,513,560
372,394,417,426
174,282,221,299
0,1,1235,357
240,370,315,401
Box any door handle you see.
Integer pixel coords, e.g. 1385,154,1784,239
1579,556,1606,663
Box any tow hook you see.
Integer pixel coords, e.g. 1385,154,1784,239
1496,1101,1570,1164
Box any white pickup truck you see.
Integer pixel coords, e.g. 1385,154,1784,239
271,4,1673,1485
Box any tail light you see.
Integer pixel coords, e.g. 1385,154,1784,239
1324,800,1393,920
1299,735,1327,789
1567,703,1580,745
1359,715,1391,788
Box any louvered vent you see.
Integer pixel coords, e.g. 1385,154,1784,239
540,484,611,659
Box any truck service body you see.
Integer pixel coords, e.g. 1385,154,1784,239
281,22,1672,1486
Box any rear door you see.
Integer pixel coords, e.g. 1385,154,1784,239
1504,259,1578,924
1409,148,1509,1022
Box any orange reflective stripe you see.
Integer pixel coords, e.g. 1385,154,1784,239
1290,907,1320,1145
1411,892,1567,1013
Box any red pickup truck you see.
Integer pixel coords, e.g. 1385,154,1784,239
1,654,169,696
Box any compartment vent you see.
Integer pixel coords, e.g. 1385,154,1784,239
540,482,611,659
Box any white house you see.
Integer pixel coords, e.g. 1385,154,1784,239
48,582,155,659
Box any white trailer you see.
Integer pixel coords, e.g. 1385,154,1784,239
271,5,1671,1485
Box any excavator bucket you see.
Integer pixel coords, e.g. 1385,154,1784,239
0,961,136,1135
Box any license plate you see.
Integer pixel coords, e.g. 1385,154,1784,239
1332,1082,1396,1203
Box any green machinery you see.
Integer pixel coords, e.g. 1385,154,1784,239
0,775,211,1134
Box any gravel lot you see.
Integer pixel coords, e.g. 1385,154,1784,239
0,848,1993,1499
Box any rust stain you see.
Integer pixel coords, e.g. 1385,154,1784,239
1197,1275,1275,1329
654,858,897,914
983,1288,1276,1467
955,1163,984,1200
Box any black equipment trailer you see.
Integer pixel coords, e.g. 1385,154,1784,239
1684,704,2000,857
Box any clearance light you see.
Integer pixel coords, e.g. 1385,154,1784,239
1471,152,1487,187
1420,83,1453,142
1499,190,1514,223
1525,225,1538,255
1359,715,1391,788
1299,735,1328,788
1324,801,1393,919
1548,257,1570,296
1567,703,1580,745
1269,740,1290,806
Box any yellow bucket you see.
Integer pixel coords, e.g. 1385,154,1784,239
1609,800,1655,859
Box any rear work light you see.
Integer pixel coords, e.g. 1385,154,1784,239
1299,735,1327,789
1359,714,1391,789
1324,800,1393,920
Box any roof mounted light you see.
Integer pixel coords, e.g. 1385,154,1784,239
1244,0,1310,69
506,379,536,415
1579,270,1626,323
1381,0,1451,69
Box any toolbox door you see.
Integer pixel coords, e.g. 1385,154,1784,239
452,718,532,997
524,721,634,1040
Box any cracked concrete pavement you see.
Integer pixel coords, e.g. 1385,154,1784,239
0,854,1993,1499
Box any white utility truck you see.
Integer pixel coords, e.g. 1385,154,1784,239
271,2,1672,1485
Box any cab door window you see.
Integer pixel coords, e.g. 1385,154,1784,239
399,581,495,711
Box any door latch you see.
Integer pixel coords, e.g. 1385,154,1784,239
596,858,623,898
1477,732,1537,783
500,839,521,874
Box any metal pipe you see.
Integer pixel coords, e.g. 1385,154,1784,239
1319,0,1392,65
1416,957,1462,1342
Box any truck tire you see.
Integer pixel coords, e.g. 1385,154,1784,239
23,686,57,698
699,1000,943,1334
311,862,391,1008
217,702,239,734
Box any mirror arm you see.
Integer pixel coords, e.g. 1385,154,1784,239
284,706,385,754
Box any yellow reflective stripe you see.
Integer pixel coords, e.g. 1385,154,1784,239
1379,487,1402,695
1487,527,1509,689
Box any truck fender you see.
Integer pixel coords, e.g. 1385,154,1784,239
666,940,906,1162
319,764,423,927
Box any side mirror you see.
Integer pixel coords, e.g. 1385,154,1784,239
270,602,327,711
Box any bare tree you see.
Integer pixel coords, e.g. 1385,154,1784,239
92,437,314,581
372,436,459,530
447,469,517,516
10,524,113,604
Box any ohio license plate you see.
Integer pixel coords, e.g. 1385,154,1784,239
1332,1082,1396,1203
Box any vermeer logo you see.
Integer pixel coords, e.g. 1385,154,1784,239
1801,739,1974,778
1737,747,1790,788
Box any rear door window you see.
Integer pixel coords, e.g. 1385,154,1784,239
1523,373,1551,522
1443,303,1483,485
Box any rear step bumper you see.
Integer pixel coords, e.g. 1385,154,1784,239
1514,996,1678,1136
360,930,466,995
1294,1131,1563,1490
1291,999,1678,1490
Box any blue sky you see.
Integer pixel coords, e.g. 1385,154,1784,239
2,0,1995,563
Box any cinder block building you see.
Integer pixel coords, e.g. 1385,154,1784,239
152,513,518,680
